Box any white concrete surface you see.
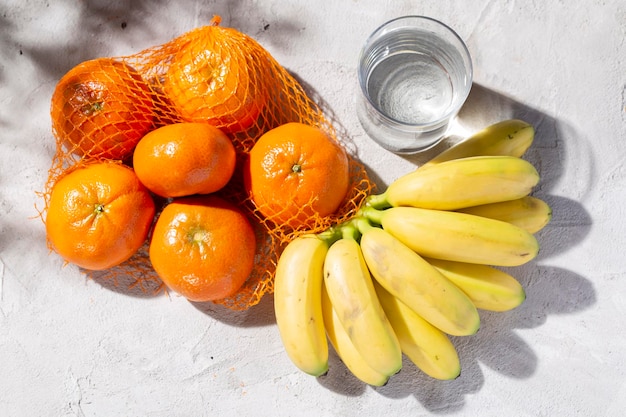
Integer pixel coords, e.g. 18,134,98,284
1,0,624,416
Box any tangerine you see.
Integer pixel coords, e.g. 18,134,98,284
50,58,155,160
46,162,156,271
132,122,236,198
163,19,267,133
149,195,256,302
244,122,350,229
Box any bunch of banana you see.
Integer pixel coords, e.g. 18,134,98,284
273,119,551,385
274,224,468,385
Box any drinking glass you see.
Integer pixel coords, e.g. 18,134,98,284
357,16,473,154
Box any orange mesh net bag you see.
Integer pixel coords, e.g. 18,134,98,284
42,16,375,310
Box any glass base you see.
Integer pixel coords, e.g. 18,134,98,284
356,96,448,154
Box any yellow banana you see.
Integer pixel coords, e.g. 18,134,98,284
323,237,402,376
423,119,534,166
365,206,539,267
425,258,526,312
374,280,461,380
370,155,539,211
321,284,390,386
274,234,329,376
456,196,552,234
358,224,480,337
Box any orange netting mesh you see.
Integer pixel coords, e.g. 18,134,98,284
41,16,375,310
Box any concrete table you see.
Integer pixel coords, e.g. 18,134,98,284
1,1,624,415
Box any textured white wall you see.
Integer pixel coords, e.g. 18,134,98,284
0,0,624,416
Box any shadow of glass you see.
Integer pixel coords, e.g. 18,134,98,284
399,83,596,188
459,85,595,262
397,83,594,262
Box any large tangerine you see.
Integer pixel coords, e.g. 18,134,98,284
163,21,268,134
50,58,155,160
45,162,156,271
244,122,350,230
132,122,236,198
149,195,257,302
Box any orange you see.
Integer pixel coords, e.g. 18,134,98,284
244,122,350,229
50,58,155,160
163,21,267,133
46,162,156,271
132,122,237,198
149,195,256,302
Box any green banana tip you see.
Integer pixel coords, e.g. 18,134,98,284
317,227,342,245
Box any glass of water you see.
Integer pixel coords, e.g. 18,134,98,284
357,16,473,154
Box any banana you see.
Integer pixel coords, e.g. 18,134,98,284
364,206,539,267
369,155,539,211
373,280,461,380
456,196,552,234
425,258,526,312
274,234,329,376
321,284,390,386
358,224,480,337
423,119,534,166
323,236,402,376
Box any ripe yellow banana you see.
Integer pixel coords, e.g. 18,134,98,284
274,234,329,376
456,196,552,234
371,155,539,211
365,206,539,267
423,119,534,166
321,284,390,386
425,258,526,312
358,224,480,337
373,280,461,380
323,237,402,376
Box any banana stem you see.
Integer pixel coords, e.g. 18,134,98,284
340,221,361,241
365,191,392,210
317,227,342,246
318,217,368,246
354,216,376,235
358,206,385,226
